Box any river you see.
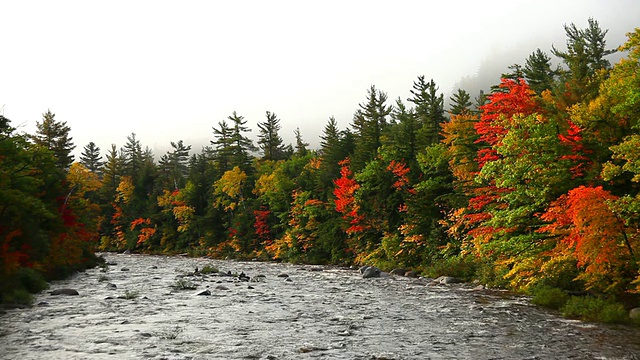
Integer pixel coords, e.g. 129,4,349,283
1,253,639,359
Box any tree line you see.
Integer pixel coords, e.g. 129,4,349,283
2,19,640,309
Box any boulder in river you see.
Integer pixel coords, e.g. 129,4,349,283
196,290,211,296
434,276,463,285
277,273,289,278
50,288,79,296
404,270,419,278
362,266,381,279
390,268,407,276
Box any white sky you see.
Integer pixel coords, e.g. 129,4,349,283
1,0,639,158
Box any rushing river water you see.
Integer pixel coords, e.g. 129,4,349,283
1,253,640,359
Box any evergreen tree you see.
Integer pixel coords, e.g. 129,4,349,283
32,109,75,170
158,140,191,189
257,111,287,161
473,90,488,114
228,111,256,174
211,119,234,173
80,141,104,175
523,49,558,94
294,127,309,156
121,133,143,178
552,18,616,101
388,98,420,168
351,85,392,170
449,89,473,115
408,76,446,148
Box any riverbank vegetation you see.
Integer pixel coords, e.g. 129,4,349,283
2,20,640,324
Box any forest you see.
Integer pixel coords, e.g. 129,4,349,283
2,19,640,321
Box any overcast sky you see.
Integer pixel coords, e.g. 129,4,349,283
1,0,639,158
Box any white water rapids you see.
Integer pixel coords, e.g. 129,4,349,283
1,253,639,359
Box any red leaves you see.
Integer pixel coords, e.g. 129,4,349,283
253,208,272,244
475,79,539,168
539,186,633,289
558,120,591,178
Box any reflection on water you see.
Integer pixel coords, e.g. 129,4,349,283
1,253,639,359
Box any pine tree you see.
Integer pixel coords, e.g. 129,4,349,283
227,111,256,174
294,127,309,156
523,49,558,94
352,85,392,170
211,119,234,173
80,142,104,175
449,89,473,115
258,111,287,161
121,133,142,178
32,109,75,170
408,76,446,148
158,140,191,189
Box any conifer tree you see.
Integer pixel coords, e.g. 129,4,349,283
523,49,558,94
80,141,104,175
352,85,392,170
449,89,473,115
293,127,309,156
258,111,286,161
32,109,75,170
408,76,446,148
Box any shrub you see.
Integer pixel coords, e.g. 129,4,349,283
16,268,49,293
2,288,33,306
530,286,570,310
561,296,628,324
200,265,218,274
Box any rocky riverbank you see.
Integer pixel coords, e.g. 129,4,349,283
1,253,639,359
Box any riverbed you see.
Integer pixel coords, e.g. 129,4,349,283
1,253,639,359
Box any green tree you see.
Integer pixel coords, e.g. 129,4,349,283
408,76,446,147
32,109,75,171
258,111,287,161
524,49,558,94
79,141,104,175
351,85,392,170
158,140,191,190
294,127,309,156
449,89,473,115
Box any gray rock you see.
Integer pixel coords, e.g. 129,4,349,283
216,285,230,291
362,266,381,279
390,268,407,276
404,270,419,278
277,273,289,278
37,301,49,306
435,276,463,285
196,290,211,296
106,283,117,290
359,266,371,274
630,308,640,320
121,268,130,271
50,288,79,296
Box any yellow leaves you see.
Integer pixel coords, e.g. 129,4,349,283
157,189,195,232
253,172,276,197
116,176,135,204
214,166,247,212
67,163,101,195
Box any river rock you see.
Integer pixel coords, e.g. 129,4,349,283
362,266,381,279
50,288,79,296
196,290,211,296
216,285,230,291
121,268,130,271
630,308,640,320
435,276,463,285
106,283,117,290
277,273,289,278
404,270,419,278
390,268,407,276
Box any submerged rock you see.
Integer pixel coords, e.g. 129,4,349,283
434,276,463,285
390,268,407,276
50,288,79,296
362,266,381,279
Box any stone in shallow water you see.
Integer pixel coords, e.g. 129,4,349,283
196,290,211,296
362,266,381,279
50,288,79,296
